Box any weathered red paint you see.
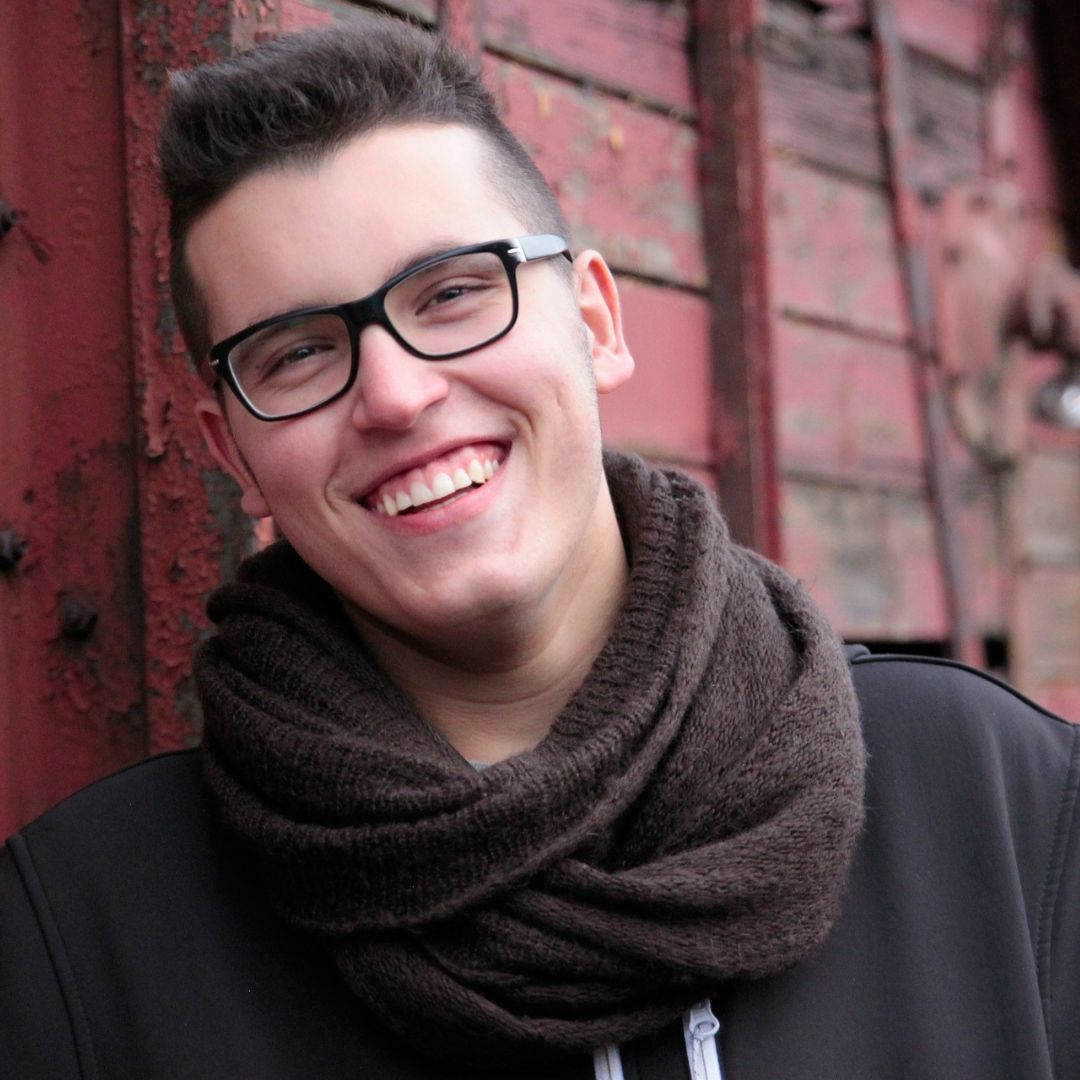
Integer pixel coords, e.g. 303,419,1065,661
483,0,693,115
0,2,146,835
756,0,1076,679
762,3,982,194
813,0,988,75
781,479,948,640
278,0,437,33
439,0,484,59
767,157,907,340
895,0,988,75
279,0,335,34
486,57,706,288
1012,560,1080,721
782,472,1003,643
119,0,250,755
599,279,712,468
774,320,923,477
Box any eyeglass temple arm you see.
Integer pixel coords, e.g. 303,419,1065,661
517,234,572,263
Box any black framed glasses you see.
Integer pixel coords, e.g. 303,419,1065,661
207,234,572,421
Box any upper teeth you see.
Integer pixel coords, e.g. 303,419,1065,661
374,456,499,516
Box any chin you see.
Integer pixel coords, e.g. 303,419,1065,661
415,576,539,633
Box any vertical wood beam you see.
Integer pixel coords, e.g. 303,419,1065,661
693,0,780,558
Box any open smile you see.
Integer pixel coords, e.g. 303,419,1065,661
362,442,507,517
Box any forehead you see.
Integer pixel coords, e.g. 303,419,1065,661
185,123,528,342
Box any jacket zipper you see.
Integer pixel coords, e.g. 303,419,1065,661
593,1042,626,1080
683,1000,724,1080
593,1000,723,1080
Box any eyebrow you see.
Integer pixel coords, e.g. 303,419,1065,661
243,236,494,328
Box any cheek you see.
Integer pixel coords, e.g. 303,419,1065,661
237,425,334,505
494,325,596,412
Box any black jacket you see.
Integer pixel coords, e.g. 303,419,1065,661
3,655,1078,1079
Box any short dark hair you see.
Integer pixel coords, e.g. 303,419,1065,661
159,16,569,362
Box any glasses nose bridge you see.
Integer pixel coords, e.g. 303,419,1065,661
342,291,391,339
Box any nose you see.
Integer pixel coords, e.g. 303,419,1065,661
348,323,450,431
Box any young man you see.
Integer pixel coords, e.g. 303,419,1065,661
2,19,1078,1080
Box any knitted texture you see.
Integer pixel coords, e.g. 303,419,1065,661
197,452,865,1066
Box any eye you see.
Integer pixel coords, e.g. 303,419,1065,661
278,342,325,365
258,340,329,378
431,284,469,305
420,278,488,311
227,311,351,406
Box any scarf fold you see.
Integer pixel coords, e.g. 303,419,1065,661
197,451,864,1067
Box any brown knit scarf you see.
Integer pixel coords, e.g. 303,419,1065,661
197,452,864,1067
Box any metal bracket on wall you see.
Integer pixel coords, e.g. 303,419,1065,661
937,178,1080,466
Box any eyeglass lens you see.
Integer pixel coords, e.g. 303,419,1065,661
227,250,513,416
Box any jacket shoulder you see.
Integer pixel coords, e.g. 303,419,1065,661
14,747,206,845
847,653,1077,876
849,651,1074,754
849,653,1080,1078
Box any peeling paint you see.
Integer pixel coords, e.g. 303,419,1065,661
120,0,238,757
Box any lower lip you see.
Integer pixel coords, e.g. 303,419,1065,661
367,458,507,536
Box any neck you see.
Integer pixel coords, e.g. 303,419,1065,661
345,490,629,764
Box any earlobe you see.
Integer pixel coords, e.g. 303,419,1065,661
573,250,635,395
195,396,272,519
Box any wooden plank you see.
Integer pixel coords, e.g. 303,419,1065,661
781,480,947,639
481,0,693,114
278,0,435,29
278,0,691,113
895,0,986,75
279,0,335,32
599,279,711,466
773,318,922,476
1014,452,1080,567
762,0,982,191
485,57,705,288
780,475,1004,640
1012,566,1080,719
767,156,908,338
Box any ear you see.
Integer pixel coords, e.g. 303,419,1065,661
195,395,273,519
572,250,635,394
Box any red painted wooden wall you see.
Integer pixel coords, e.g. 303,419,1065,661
755,0,1079,717
2,0,1077,837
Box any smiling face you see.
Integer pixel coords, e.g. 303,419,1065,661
188,123,633,658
